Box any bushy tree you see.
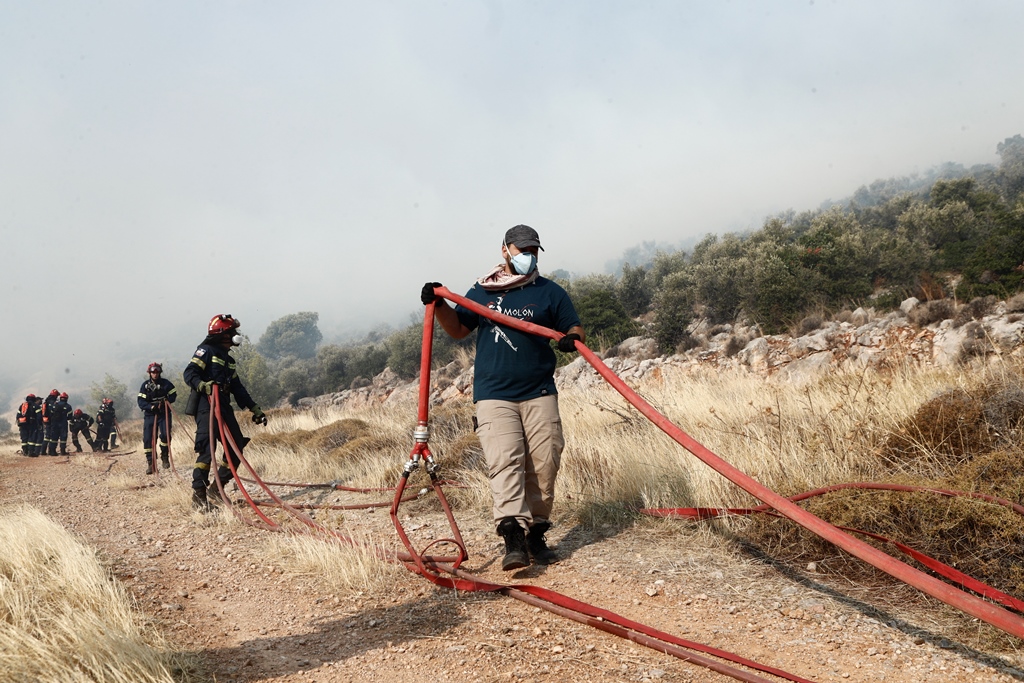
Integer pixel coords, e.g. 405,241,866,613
258,312,323,360
387,323,427,380
234,341,281,407
277,357,315,402
653,271,695,353
616,263,653,317
89,374,131,417
346,344,389,385
797,208,873,304
744,247,807,333
312,345,349,394
996,134,1024,201
647,249,689,290
571,290,638,350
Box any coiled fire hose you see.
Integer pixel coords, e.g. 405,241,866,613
200,284,1024,681
204,333,814,681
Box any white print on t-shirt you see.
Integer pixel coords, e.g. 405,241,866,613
488,295,519,351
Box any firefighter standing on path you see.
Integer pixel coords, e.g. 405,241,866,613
42,389,60,455
52,392,73,455
422,224,585,571
184,314,268,510
17,394,41,457
69,409,95,453
138,362,177,473
31,396,45,456
94,399,117,451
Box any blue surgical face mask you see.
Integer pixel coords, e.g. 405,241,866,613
505,241,537,275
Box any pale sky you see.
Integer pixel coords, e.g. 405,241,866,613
2,1,1022,401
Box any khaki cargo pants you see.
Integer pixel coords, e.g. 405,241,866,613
476,394,564,531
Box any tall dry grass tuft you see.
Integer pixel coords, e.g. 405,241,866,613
0,505,191,683
556,361,965,516
264,530,404,592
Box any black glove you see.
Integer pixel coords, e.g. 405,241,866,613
557,333,581,353
421,282,442,305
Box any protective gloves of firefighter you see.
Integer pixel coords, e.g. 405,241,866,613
557,333,582,353
251,406,267,426
197,380,215,395
421,282,443,305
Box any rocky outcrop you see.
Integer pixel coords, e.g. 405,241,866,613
295,297,1024,410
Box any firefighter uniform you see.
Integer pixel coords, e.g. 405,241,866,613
31,397,45,456
42,391,59,455
95,401,117,451
16,396,40,457
69,411,95,453
52,395,73,455
138,375,177,472
184,341,259,497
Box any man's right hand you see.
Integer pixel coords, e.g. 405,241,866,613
197,380,215,394
421,282,442,305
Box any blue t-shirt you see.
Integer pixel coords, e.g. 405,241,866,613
455,276,581,402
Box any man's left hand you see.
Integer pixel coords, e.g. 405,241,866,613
251,407,268,425
557,333,581,353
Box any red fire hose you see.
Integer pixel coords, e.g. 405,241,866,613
642,482,1024,613
202,316,810,681
430,285,1024,640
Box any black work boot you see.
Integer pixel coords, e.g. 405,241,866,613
207,483,226,506
191,487,211,511
160,447,170,469
497,517,530,571
526,521,559,565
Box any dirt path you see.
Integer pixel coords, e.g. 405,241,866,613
2,449,1022,683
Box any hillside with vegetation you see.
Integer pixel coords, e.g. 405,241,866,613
4,135,1024,683
213,135,1024,408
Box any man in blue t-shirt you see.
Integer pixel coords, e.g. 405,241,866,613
422,224,585,571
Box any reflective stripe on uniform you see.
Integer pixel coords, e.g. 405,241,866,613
190,357,207,369
211,356,227,366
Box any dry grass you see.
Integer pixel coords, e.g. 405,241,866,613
0,505,193,683
557,361,964,513
90,353,1024,652
263,530,404,593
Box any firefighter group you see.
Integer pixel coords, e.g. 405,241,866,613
12,314,269,512
17,365,178,460
16,390,119,456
